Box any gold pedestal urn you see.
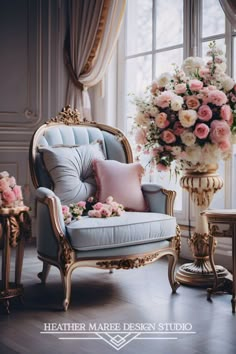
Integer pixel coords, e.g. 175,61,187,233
176,165,229,287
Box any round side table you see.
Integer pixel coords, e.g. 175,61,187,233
203,209,236,313
0,206,31,313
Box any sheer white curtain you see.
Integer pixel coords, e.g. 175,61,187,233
219,0,236,27
64,0,126,120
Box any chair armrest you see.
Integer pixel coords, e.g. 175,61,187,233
141,183,176,216
36,187,66,234
36,187,67,258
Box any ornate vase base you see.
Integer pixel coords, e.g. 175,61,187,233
176,262,229,287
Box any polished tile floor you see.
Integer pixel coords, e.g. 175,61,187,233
0,244,235,354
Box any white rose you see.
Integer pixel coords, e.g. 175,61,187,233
180,131,196,146
201,143,221,164
221,76,235,92
135,112,149,126
172,146,182,156
148,106,159,116
182,57,204,75
157,72,172,88
179,109,198,128
185,145,202,165
171,96,184,111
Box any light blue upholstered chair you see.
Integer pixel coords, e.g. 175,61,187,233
29,106,181,310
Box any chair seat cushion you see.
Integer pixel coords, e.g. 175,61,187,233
66,212,176,251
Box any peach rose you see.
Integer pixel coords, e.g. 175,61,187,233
186,96,200,110
194,123,210,139
179,109,198,128
210,120,231,143
197,105,213,121
220,105,233,125
189,79,203,91
161,130,176,144
155,112,170,129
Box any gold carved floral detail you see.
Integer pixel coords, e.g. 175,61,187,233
188,232,217,259
59,237,73,274
47,105,82,125
172,225,181,255
96,252,161,270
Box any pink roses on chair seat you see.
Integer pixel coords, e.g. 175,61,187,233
88,196,124,218
62,196,125,224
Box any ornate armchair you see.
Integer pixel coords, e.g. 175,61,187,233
29,107,181,311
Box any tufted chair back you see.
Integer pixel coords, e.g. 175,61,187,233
29,119,133,203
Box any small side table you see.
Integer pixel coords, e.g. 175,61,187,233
0,206,31,313
203,209,236,313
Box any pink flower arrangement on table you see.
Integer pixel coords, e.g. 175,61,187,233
0,171,24,208
133,41,236,173
62,196,125,224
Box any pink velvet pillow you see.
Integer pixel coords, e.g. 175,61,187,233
93,160,148,212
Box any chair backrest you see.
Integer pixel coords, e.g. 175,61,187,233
29,107,133,203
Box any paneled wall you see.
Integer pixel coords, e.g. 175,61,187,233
0,0,67,233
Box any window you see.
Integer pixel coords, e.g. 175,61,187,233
119,0,236,225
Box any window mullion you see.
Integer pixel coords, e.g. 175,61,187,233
152,0,156,79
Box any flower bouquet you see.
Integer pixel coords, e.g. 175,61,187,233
62,196,125,224
133,42,236,173
0,171,24,208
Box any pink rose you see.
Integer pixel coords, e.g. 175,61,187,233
134,128,147,145
2,188,16,205
77,201,86,208
94,202,103,210
189,79,203,91
0,178,9,192
156,163,169,172
198,105,213,121
186,96,200,110
88,210,101,218
194,123,210,139
199,68,210,78
155,112,170,129
207,90,227,106
220,105,233,125
175,83,187,94
101,208,112,218
155,91,174,108
13,185,23,200
161,130,176,144
173,121,185,136
62,205,70,214
210,120,231,143
218,140,231,152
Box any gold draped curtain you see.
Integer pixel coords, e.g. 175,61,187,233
64,0,126,120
